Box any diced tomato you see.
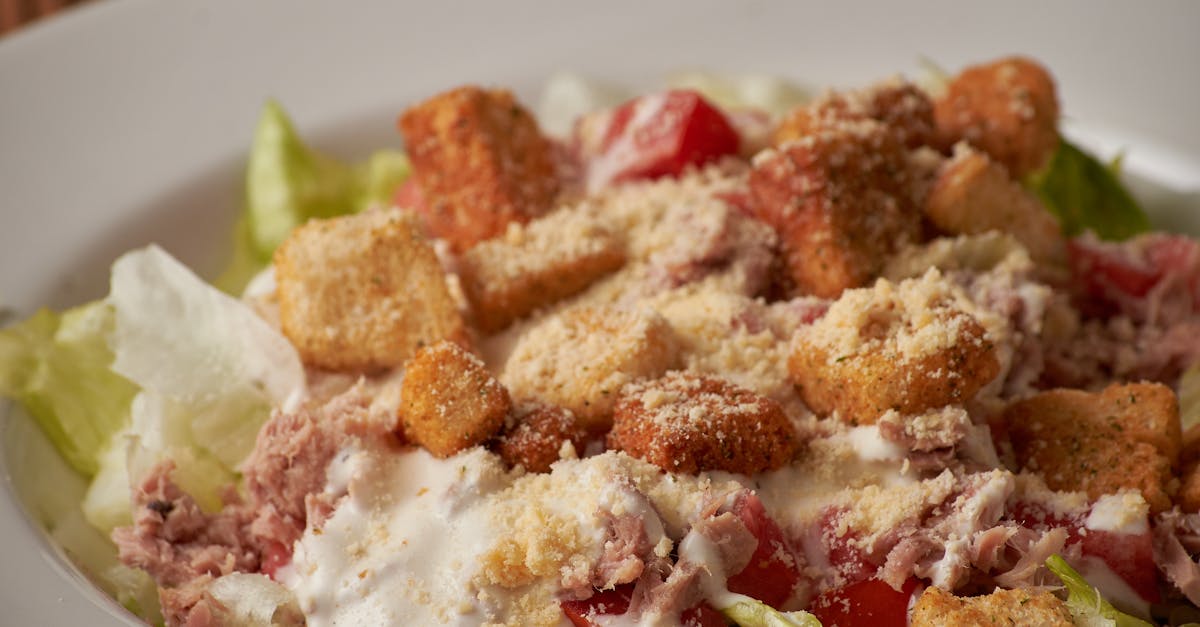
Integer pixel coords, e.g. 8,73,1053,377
561,585,633,627
817,506,875,585
1068,233,1200,314
580,89,740,190
260,540,292,580
1008,501,1159,602
392,178,427,212
727,493,803,609
808,577,920,627
1068,236,1159,299
1081,529,1160,603
681,602,727,627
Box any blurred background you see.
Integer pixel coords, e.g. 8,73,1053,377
0,0,85,35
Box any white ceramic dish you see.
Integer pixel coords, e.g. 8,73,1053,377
1,1,1198,624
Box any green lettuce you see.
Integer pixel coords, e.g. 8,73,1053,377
721,597,822,627
1027,139,1150,241
0,301,137,476
1045,555,1152,627
224,100,410,293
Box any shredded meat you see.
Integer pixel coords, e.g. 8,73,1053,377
114,388,380,625
1155,510,1200,605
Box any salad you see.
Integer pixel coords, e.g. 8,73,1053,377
3,55,1200,627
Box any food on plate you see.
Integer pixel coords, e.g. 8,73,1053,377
4,54,1200,627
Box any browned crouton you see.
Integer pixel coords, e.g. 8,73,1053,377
924,143,1065,265
749,119,923,299
1004,382,1180,513
500,305,678,432
458,207,625,333
608,372,797,474
788,271,1000,424
1178,459,1200,512
493,403,589,473
934,56,1060,178
274,208,464,372
774,78,935,149
399,340,511,458
398,86,560,252
910,586,1073,627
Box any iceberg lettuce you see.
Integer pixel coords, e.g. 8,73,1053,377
108,245,306,509
0,301,136,476
1045,554,1152,627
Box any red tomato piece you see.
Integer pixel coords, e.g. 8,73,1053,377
260,540,292,580
561,585,633,627
583,89,740,189
1081,529,1160,603
1068,236,1158,300
681,602,728,627
727,493,802,609
809,577,920,627
817,506,875,585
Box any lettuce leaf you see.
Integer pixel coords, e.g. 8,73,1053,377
1027,139,1151,241
108,245,306,510
0,301,137,476
244,100,409,263
1045,554,1152,627
721,597,822,627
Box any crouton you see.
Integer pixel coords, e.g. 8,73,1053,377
493,403,589,473
398,86,559,252
458,207,626,333
399,340,511,458
934,56,1060,178
500,305,678,432
774,78,935,149
274,208,464,372
925,143,1065,265
1178,459,1200,512
748,119,923,299
1004,382,1180,513
910,586,1073,627
608,372,797,474
788,270,1000,423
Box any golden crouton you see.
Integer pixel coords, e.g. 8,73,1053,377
458,207,626,333
924,143,1065,265
749,119,923,299
1004,382,1180,513
1178,459,1200,512
494,403,589,473
399,340,511,458
398,86,560,252
934,56,1060,178
274,208,465,372
774,79,935,149
788,271,1000,424
608,372,797,474
500,305,678,432
910,586,1073,627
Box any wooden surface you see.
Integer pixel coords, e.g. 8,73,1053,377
0,0,85,36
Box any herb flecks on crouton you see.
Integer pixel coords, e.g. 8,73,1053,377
398,86,560,253
789,270,1000,423
1004,382,1180,513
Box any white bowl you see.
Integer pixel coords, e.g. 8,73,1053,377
2,1,1198,624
